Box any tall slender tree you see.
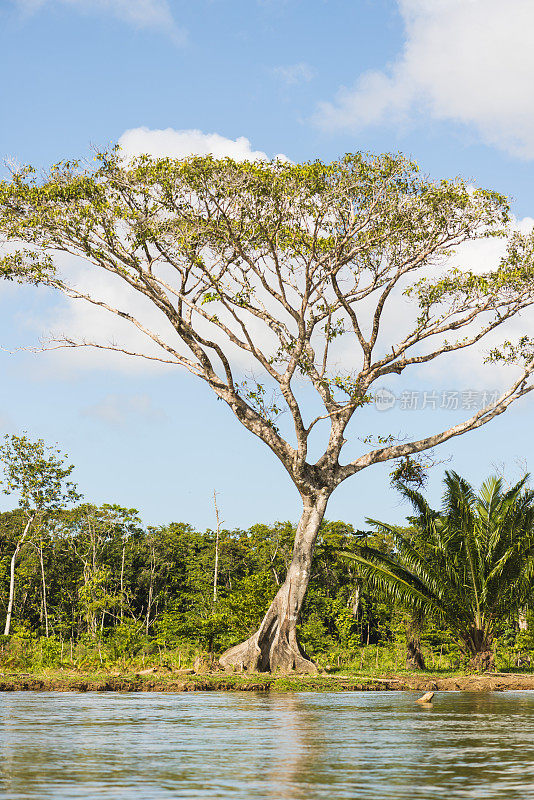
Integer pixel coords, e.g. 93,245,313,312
1,151,533,671
0,434,80,635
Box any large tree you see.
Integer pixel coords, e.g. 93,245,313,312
0,150,533,672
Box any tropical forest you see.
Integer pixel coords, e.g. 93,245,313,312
2,433,534,686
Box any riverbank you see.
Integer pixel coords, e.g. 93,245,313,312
2,669,534,692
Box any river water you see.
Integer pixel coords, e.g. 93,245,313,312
1,691,534,799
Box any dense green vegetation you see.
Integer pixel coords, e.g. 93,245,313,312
1,498,534,674
0,505,370,665
1,433,533,674
345,472,534,671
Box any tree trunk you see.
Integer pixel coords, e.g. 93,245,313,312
120,545,125,623
405,613,426,670
465,627,494,672
219,491,330,674
4,550,19,637
146,542,155,636
4,514,35,636
146,581,153,636
406,639,426,670
468,649,495,671
39,542,49,638
213,489,221,607
349,582,361,618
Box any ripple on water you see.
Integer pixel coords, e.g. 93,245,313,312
1,691,534,799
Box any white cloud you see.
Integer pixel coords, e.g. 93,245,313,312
15,129,287,378
37,250,280,376
36,250,181,375
82,392,167,426
272,62,315,86
118,127,280,161
315,0,534,158
13,0,184,41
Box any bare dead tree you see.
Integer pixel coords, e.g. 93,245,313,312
212,490,223,607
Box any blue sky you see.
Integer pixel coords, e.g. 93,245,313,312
0,0,533,530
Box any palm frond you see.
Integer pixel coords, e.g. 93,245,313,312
340,550,447,620
350,470,534,651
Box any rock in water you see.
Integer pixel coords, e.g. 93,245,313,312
416,691,435,703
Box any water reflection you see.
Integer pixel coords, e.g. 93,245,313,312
2,691,534,798
264,694,324,799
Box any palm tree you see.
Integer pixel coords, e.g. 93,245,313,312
343,472,534,671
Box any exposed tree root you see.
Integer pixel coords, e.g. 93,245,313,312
220,629,318,674
468,650,495,672
221,493,329,675
220,582,318,674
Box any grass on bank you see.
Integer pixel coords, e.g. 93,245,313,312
1,635,532,679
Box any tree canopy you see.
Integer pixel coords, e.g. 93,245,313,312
1,151,532,491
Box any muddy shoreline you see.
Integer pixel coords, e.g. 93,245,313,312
2,671,534,693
